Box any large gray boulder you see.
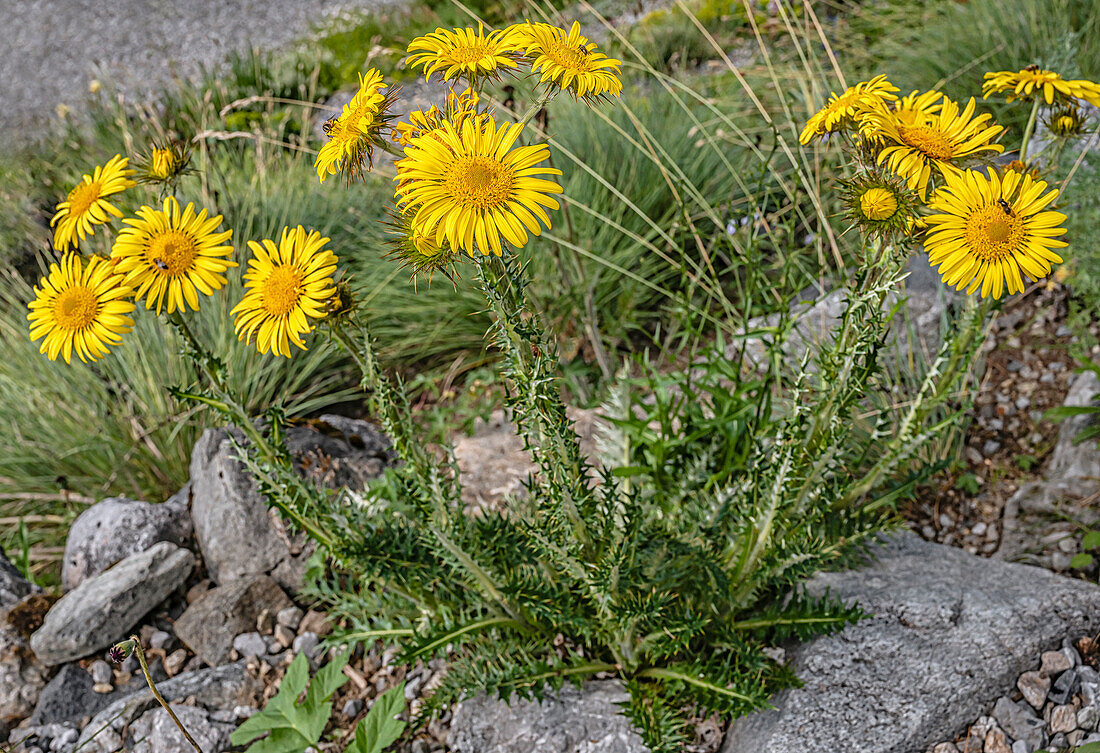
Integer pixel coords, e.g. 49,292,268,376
190,419,392,592
449,680,646,753
189,428,312,592
61,489,193,591
721,532,1100,753
26,662,110,726
173,575,293,666
30,542,194,665
75,661,260,753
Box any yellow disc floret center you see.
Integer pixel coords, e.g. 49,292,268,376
53,286,98,330
149,230,198,276
260,265,305,317
899,124,955,161
965,204,1025,261
67,182,102,215
545,42,590,71
449,43,492,65
447,156,513,209
859,187,899,221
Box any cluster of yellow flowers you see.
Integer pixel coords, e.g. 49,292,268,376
29,18,623,365
312,19,622,275
31,153,338,363
799,66,1094,300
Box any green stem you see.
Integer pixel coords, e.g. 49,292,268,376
1020,97,1042,164
131,636,203,753
637,667,755,703
518,89,556,128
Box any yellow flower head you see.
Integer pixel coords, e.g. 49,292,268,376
511,21,623,102
392,87,483,146
395,116,564,256
858,89,944,143
799,75,899,145
232,226,338,357
983,66,1100,107
50,155,135,252
869,97,1004,200
27,254,135,364
384,211,462,288
111,196,236,314
1046,104,1088,138
135,140,192,185
924,168,1067,299
316,69,394,184
405,25,520,84
841,173,918,239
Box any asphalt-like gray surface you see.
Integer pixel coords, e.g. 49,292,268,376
0,0,398,145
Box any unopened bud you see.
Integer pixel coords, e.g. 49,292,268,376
108,639,135,664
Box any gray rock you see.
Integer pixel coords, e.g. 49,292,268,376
1078,705,1099,731
129,703,235,753
992,697,1046,750
342,698,364,718
721,533,1100,753
27,663,111,726
232,632,267,658
30,542,194,666
89,660,113,685
1048,669,1080,705
61,491,193,591
0,548,37,608
292,631,320,659
1010,741,1029,753
276,606,303,630
75,661,259,751
173,575,292,666
189,429,311,592
450,680,646,753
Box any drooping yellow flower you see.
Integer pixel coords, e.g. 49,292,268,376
924,168,1066,299
111,197,236,314
983,67,1100,107
870,97,1004,199
27,254,135,364
799,75,899,145
385,212,461,288
406,26,520,84
395,116,563,256
391,87,483,146
50,155,135,252
316,69,393,184
232,226,338,357
511,21,622,101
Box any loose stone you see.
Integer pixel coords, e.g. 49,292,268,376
1050,704,1077,733
1016,671,1050,709
1040,651,1072,677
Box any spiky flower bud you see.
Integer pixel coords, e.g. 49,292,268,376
108,639,135,664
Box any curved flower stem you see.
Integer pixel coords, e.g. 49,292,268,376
518,89,556,128
130,635,203,752
1019,98,1042,164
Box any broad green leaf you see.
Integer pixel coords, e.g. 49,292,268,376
231,651,352,753
346,684,407,753
1070,553,1095,570
1074,743,1100,753
1083,530,1100,551
1044,405,1098,421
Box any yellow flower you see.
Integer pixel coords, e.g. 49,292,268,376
27,254,135,364
799,75,899,145
395,116,563,256
385,212,462,288
111,196,236,314
135,140,192,185
405,25,520,84
511,21,622,101
391,87,483,146
841,173,917,239
870,97,1004,200
983,67,1100,106
232,226,338,357
1046,104,1088,138
924,169,1066,299
50,155,135,252
316,69,393,184
858,89,944,143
